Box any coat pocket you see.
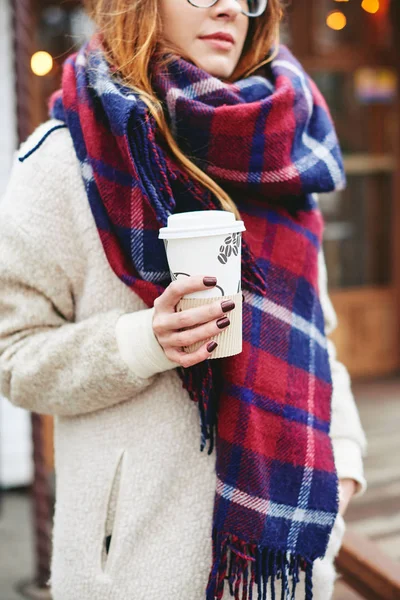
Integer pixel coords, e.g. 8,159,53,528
101,449,127,574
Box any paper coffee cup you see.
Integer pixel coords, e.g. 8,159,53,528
159,211,246,358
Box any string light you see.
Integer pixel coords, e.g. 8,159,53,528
31,51,53,76
361,0,380,13
326,10,347,30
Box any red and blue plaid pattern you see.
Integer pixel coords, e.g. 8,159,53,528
50,39,345,600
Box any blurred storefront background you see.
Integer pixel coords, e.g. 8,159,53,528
286,0,400,380
1,1,400,599
0,0,32,493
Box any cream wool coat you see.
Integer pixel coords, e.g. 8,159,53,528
0,121,367,600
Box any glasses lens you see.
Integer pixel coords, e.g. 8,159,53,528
187,0,217,6
242,0,267,16
188,0,267,16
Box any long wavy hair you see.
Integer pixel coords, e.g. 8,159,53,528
83,0,284,219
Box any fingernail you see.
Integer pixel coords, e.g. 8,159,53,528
216,317,230,329
221,300,235,313
207,341,218,353
203,277,217,287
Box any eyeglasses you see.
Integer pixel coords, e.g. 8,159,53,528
187,0,268,18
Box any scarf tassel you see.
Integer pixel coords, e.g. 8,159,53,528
180,356,222,454
207,532,314,600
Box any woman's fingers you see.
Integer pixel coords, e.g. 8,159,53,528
153,275,217,312
153,298,235,335
152,275,235,367
159,314,231,348
164,340,219,368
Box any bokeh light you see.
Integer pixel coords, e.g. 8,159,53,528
326,11,347,30
361,0,380,14
30,51,53,76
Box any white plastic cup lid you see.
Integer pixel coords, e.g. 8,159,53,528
159,210,245,240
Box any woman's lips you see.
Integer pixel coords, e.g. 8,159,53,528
199,37,234,51
199,33,235,51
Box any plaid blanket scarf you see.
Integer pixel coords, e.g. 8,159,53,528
50,39,345,600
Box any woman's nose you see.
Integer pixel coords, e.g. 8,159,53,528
211,0,243,18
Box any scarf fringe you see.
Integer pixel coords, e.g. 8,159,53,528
207,531,314,600
179,357,221,454
241,237,268,298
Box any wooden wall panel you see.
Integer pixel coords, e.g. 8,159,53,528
329,288,399,378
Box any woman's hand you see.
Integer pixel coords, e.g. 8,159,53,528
152,275,235,368
338,478,357,516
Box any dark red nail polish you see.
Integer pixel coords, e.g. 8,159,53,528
216,317,230,329
221,300,235,313
207,341,218,353
203,277,217,287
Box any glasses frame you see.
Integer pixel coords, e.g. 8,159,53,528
186,0,268,18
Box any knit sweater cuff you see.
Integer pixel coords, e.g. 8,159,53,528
115,308,180,380
332,438,367,498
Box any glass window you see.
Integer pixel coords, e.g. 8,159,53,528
320,174,392,289
313,0,393,55
312,71,398,155
32,5,94,126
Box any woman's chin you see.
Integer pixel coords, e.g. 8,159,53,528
192,54,236,79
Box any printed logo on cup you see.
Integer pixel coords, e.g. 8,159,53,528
218,232,241,264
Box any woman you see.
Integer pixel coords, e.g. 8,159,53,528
0,0,367,598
